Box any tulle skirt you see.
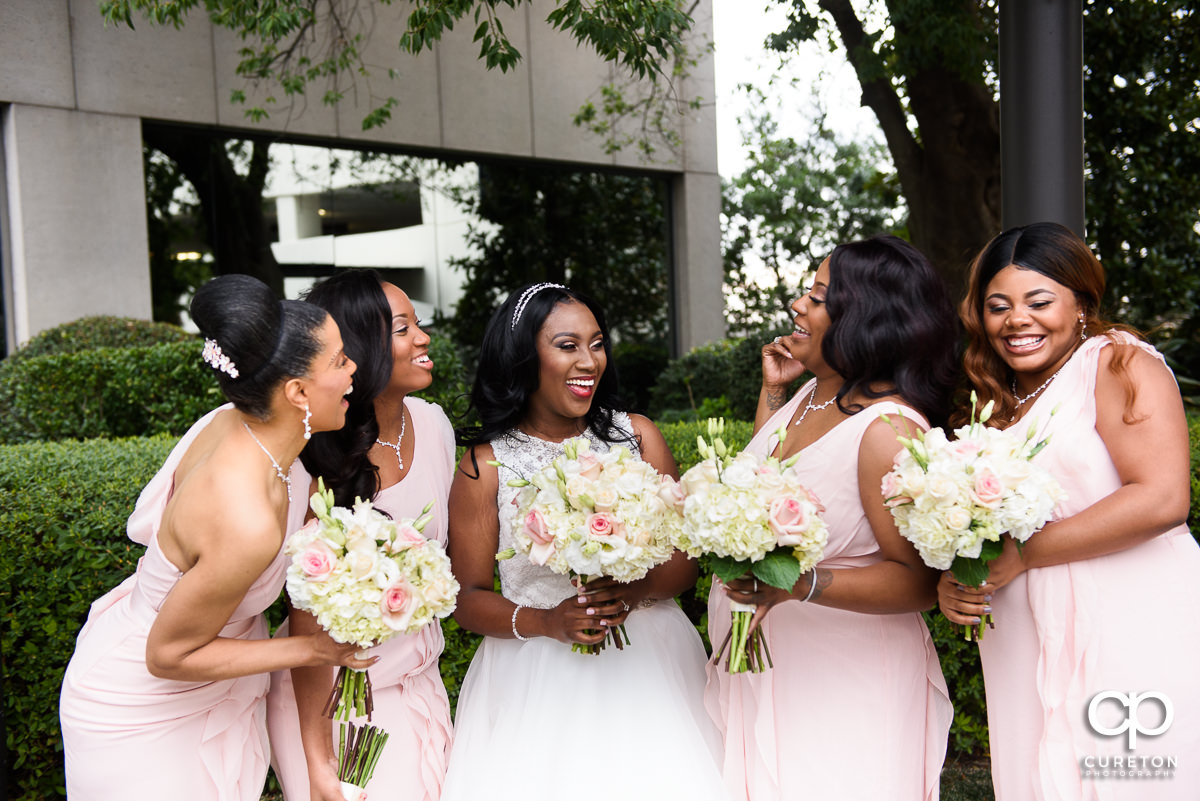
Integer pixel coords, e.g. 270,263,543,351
440,601,731,801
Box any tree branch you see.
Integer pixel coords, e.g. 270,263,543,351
817,0,922,185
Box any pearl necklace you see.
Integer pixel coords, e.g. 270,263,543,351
375,406,408,471
1012,363,1068,407
243,422,292,502
793,381,838,427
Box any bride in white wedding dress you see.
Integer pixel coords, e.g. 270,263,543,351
440,283,729,801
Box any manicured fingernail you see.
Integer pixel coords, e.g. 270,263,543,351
577,595,586,603
984,595,993,602
971,616,981,624
586,608,596,616
979,581,989,587
983,606,993,614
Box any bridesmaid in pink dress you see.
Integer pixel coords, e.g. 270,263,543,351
266,270,453,801
705,236,957,801
59,274,371,801
939,222,1200,800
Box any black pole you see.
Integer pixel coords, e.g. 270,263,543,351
999,0,1085,236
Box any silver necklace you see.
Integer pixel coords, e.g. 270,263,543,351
243,422,292,502
793,381,838,426
1011,363,1068,408
375,407,407,471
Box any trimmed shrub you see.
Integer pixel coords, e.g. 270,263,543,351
1190,414,1200,532
8,316,193,362
649,335,800,423
0,341,221,444
412,333,472,427
1,434,175,800
613,339,670,414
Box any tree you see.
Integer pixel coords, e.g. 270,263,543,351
99,0,695,134
768,1,1200,367
723,85,906,334
143,147,211,324
768,0,1000,296
448,161,672,351
143,125,283,294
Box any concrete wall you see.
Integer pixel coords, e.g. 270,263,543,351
0,0,721,353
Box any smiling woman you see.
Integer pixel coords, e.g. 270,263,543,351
941,222,1200,801
58,274,368,801
440,283,730,801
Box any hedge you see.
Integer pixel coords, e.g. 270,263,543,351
0,341,222,444
649,336,788,423
7,316,193,362
0,434,176,800
6,416,1199,798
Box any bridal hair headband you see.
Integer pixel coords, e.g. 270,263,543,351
511,283,566,330
202,338,240,378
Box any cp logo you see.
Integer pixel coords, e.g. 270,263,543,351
1087,691,1173,749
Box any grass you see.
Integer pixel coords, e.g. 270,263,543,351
941,756,996,801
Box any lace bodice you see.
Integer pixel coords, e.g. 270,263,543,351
492,413,638,608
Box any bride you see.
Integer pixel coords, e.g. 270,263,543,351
440,283,729,801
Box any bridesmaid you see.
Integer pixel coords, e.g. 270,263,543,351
266,270,454,801
938,222,1200,800
59,274,370,801
705,235,956,801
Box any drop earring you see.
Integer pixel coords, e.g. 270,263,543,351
302,404,312,440
1079,312,1087,341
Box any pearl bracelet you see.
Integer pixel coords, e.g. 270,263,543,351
511,603,530,641
801,569,820,603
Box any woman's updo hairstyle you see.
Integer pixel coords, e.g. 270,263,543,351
190,274,328,420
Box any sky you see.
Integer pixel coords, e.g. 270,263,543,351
709,0,881,178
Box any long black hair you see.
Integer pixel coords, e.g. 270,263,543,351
822,235,961,426
190,274,327,420
299,269,393,506
457,283,629,450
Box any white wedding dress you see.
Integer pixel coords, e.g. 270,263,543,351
440,414,731,801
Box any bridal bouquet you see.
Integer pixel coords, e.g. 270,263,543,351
672,419,828,673
882,393,1066,639
285,480,459,718
497,437,677,654
336,721,389,801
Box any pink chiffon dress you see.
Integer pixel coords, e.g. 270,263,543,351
267,397,454,801
705,393,952,801
60,405,293,801
979,332,1200,800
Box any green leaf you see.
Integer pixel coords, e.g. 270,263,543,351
708,554,751,585
950,539,1003,587
751,549,803,591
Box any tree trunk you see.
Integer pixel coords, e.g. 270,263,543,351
142,123,283,296
818,0,1000,299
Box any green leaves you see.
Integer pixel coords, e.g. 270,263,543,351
949,538,1003,588
707,549,803,592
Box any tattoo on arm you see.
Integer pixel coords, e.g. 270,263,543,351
807,568,832,603
766,387,788,412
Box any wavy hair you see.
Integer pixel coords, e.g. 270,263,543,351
822,235,961,427
299,269,394,507
457,284,629,454
958,222,1143,426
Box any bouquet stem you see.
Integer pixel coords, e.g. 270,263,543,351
716,607,772,674
324,666,374,721
337,720,389,796
960,612,995,642
571,623,631,655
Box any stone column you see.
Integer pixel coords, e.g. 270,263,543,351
1,104,151,351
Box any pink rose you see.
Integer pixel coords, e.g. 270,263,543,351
971,467,1004,508
389,523,426,552
577,452,603,481
380,578,417,631
299,539,337,582
880,472,912,508
524,509,556,566
950,438,983,460
586,511,620,540
657,475,686,514
768,496,812,546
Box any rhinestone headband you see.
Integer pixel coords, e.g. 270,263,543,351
202,337,240,379
510,282,566,330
